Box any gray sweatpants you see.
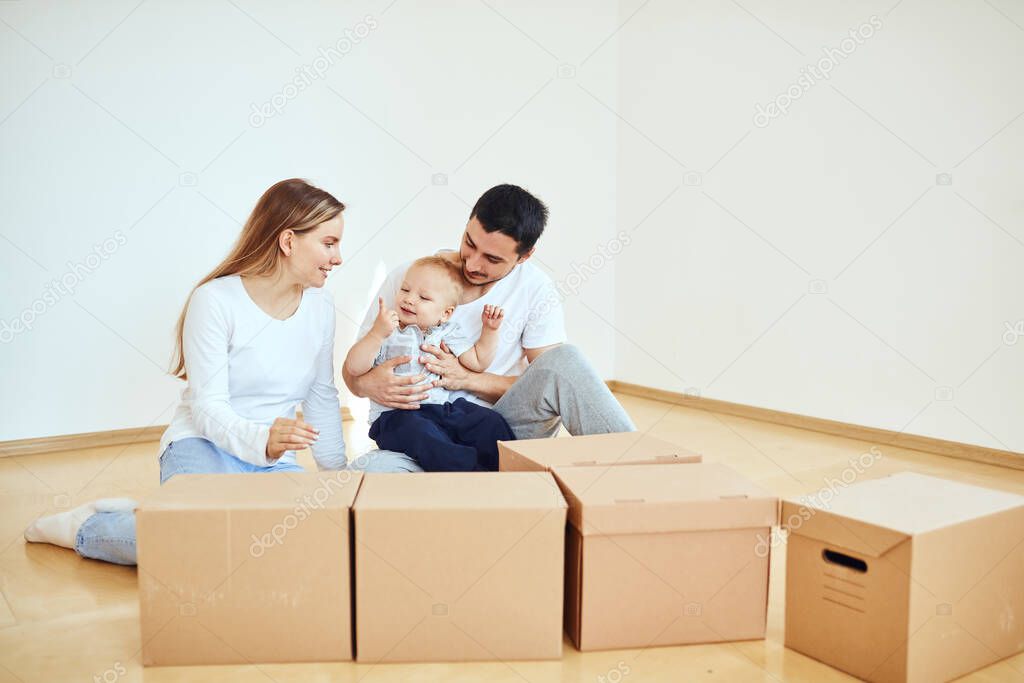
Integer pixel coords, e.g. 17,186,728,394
350,344,636,473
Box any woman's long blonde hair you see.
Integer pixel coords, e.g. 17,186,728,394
170,178,345,380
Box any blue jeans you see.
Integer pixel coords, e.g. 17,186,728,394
74,437,420,565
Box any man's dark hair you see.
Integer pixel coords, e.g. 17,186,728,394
469,184,548,255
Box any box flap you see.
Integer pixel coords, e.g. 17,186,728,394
781,500,910,558
140,471,362,511
552,463,778,535
352,471,566,511
782,471,1024,547
498,432,701,470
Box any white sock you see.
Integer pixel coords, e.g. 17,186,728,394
24,500,103,548
94,497,139,513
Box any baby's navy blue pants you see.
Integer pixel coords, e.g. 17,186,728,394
368,398,516,471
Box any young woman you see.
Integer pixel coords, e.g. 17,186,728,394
24,178,415,566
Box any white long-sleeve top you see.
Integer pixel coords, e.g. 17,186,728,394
159,275,346,470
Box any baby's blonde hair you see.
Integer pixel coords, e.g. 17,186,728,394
408,255,464,306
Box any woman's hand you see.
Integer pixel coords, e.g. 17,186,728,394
421,341,471,391
266,417,319,461
360,356,430,410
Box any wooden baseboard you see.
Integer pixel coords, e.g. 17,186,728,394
607,380,1024,471
0,425,169,459
0,407,355,458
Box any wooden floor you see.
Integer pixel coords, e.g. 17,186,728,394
1,392,1023,682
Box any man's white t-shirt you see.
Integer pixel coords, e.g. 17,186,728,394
358,253,567,407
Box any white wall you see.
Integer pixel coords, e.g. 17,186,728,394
613,0,1024,451
0,0,620,441
4,0,1021,454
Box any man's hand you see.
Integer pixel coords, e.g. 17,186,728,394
359,356,429,410
370,297,399,340
421,341,471,391
481,304,504,331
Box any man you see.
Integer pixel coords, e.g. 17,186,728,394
343,183,635,472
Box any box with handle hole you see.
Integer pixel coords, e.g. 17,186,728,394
783,471,1024,683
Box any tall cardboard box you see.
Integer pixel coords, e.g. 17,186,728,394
498,431,701,471
137,471,362,665
783,472,1024,683
552,462,779,651
354,471,567,662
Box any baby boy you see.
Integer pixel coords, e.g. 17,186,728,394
343,255,515,470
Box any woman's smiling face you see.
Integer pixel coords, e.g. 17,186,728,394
286,214,344,287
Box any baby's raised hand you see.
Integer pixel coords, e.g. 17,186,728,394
482,304,504,330
371,297,400,339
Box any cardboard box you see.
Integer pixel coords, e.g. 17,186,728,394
498,431,701,472
552,462,778,651
137,471,362,665
783,472,1024,683
353,471,567,662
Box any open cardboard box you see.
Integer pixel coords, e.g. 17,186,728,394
552,462,778,650
498,431,701,472
137,471,361,665
353,471,567,662
783,471,1024,682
